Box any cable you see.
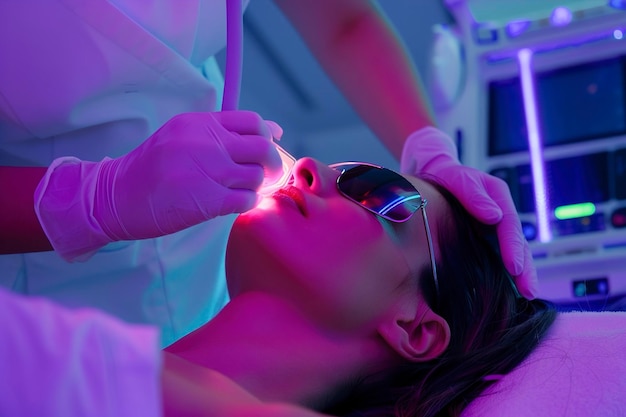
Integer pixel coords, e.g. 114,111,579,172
222,0,243,111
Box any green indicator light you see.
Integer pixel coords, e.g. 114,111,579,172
554,203,596,220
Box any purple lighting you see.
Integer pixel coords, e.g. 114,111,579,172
518,49,552,243
609,0,626,10
550,7,572,27
506,20,532,38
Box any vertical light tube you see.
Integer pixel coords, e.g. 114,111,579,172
518,49,552,242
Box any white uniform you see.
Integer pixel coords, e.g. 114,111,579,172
0,287,161,417
0,0,248,346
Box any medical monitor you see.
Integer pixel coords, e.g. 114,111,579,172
433,0,626,309
488,56,626,156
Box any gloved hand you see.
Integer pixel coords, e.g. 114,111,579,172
400,127,538,299
35,111,282,262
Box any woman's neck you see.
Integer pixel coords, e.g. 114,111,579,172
164,291,387,407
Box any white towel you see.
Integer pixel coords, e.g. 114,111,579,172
461,312,626,417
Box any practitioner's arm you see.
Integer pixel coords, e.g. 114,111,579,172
0,166,52,253
1,112,281,261
275,0,434,159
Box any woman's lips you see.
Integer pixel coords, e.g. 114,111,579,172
274,186,307,216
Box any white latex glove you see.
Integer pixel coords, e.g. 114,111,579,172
35,111,282,261
400,127,538,299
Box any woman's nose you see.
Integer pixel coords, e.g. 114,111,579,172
292,157,337,195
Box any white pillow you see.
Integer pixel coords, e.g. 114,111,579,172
461,311,626,417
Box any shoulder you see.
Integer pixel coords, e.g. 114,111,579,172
461,311,626,417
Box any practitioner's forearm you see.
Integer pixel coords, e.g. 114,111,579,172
276,0,436,159
0,166,53,254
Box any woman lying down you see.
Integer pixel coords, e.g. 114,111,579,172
161,154,543,416
3,150,624,416
164,156,626,417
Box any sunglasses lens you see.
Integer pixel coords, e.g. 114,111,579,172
337,165,421,222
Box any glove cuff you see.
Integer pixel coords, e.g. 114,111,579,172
34,157,114,262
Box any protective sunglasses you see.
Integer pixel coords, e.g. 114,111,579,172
330,162,440,296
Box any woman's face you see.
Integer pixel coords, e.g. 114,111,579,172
225,157,449,331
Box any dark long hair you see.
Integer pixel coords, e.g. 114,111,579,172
324,183,557,417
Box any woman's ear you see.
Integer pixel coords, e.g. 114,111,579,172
377,304,450,362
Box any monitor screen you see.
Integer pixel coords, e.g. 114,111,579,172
488,56,626,155
513,152,610,213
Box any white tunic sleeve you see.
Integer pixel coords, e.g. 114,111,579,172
0,287,162,417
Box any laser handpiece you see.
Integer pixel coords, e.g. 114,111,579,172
258,142,296,196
